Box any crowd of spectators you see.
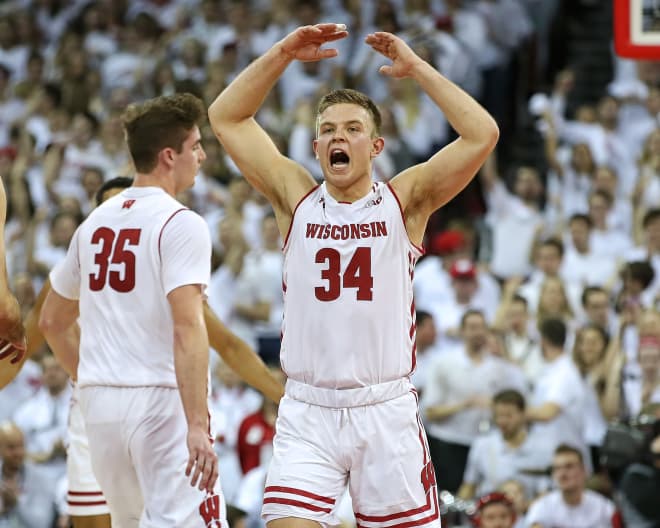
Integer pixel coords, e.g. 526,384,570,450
0,0,659,527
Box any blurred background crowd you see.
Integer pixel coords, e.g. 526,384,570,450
0,0,659,526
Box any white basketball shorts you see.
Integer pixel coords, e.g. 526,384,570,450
262,378,441,528
79,385,228,528
67,394,110,516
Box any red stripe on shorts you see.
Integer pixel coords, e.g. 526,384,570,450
264,486,335,504
67,500,107,507
68,491,104,496
263,497,332,513
356,487,439,527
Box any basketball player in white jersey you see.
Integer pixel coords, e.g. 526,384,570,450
38,93,227,527
209,24,499,527
0,177,26,371
10,176,284,527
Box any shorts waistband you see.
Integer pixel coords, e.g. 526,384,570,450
285,377,413,408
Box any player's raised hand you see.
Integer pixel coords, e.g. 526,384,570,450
365,32,423,79
280,23,348,62
185,427,219,493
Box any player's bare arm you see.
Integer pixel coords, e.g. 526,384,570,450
203,303,284,404
169,284,218,493
369,32,499,245
208,23,348,234
0,178,26,365
38,289,80,378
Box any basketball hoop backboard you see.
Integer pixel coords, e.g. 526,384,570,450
615,0,660,58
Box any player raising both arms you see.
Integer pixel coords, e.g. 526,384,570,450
209,24,499,527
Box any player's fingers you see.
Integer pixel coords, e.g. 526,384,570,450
378,65,393,77
9,346,25,365
185,450,196,477
315,23,346,33
317,49,339,59
190,453,205,488
0,340,12,360
206,456,219,493
198,451,215,491
322,31,348,43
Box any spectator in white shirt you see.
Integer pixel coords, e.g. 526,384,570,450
525,444,617,528
587,189,633,258
421,310,527,493
480,153,546,280
517,237,582,316
526,318,588,471
425,259,498,348
12,354,71,481
458,389,551,501
580,286,619,338
626,208,660,299
492,291,544,389
561,214,618,288
572,325,624,470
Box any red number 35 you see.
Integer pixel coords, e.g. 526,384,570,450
89,227,141,293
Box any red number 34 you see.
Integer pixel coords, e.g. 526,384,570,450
89,227,141,293
315,247,373,301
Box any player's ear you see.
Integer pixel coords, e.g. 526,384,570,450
370,137,384,158
160,147,176,168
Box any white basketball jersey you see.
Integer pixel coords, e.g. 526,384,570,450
281,182,423,389
50,187,212,388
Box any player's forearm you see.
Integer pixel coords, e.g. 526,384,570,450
173,321,211,430
208,42,292,126
204,304,284,403
410,60,499,148
46,324,80,379
23,279,51,359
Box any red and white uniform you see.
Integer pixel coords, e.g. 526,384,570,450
281,182,421,388
66,384,109,517
264,182,440,527
50,187,227,528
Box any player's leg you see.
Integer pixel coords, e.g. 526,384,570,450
78,386,144,528
267,518,321,528
129,386,228,528
67,390,112,528
348,390,441,527
72,515,111,528
261,396,347,528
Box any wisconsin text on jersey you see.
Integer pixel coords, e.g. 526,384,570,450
305,221,388,240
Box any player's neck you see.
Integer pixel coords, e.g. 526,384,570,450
133,172,177,197
325,177,373,203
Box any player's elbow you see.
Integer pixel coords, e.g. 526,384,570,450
481,118,500,150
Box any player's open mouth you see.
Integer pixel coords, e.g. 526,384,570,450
330,149,350,170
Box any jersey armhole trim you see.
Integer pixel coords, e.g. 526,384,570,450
158,208,189,263
282,184,320,250
385,182,425,255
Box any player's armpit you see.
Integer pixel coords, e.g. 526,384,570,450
203,303,284,404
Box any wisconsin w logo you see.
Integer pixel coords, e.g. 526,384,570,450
420,461,436,494
199,494,222,527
